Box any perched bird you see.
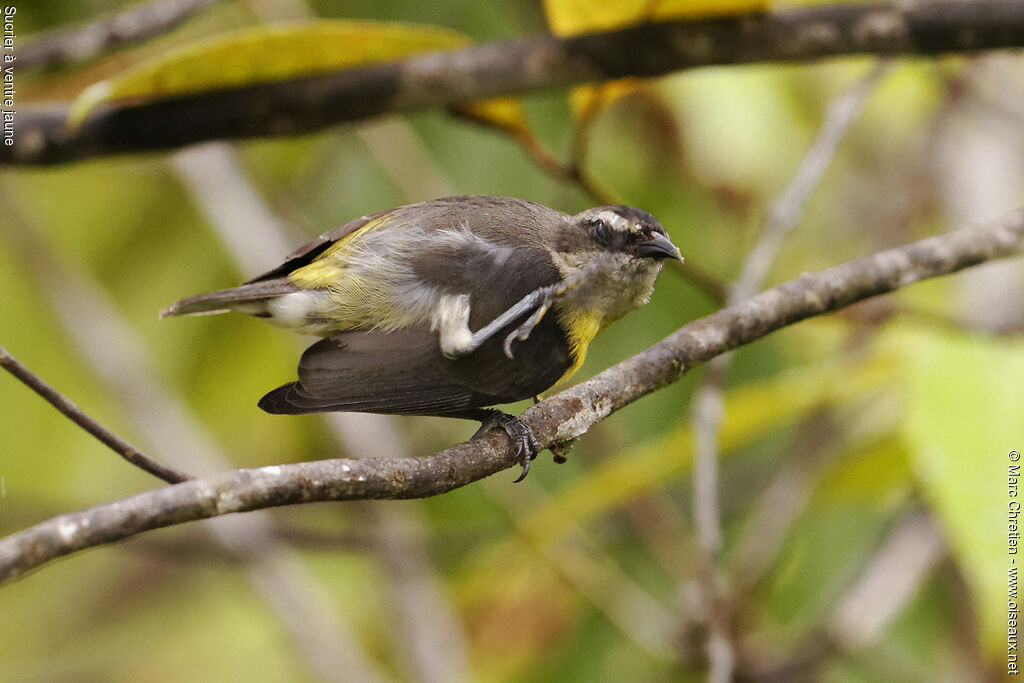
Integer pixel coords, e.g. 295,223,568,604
162,195,681,479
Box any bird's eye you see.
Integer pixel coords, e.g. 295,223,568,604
591,220,611,247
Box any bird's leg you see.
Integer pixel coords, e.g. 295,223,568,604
501,284,561,358
501,261,600,357
437,288,553,359
457,408,540,482
439,259,601,360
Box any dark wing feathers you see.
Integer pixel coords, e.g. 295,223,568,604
259,330,478,416
259,309,571,417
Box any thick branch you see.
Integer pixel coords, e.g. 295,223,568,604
9,1,1024,164
1,207,1022,582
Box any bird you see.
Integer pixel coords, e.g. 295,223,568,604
162,195,682,480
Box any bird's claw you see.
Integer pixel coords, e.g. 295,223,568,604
471,410,540,481
503,415,541,482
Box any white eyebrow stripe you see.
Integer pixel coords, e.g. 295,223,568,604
596,210,635,233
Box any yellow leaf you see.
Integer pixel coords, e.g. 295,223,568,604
568,80,644,122
544,0,769,37
452,98,532,140
545,0,649,36
546,0,769,121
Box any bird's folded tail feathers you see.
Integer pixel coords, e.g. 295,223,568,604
160,278,300,318
259,383,320,414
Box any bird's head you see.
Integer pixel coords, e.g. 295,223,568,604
569,205,683,264
547,204,682,325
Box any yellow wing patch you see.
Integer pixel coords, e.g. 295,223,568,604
287,214,395,290
284,213,415,331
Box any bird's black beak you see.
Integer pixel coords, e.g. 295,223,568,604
637,232,683,262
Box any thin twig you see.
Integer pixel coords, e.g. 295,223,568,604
0,344,192,484
19,0,221,71
697,59,891,545
826,511,946,651
734,61,893,302
0,204,1021,582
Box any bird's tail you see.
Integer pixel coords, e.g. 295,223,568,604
160,278,300,318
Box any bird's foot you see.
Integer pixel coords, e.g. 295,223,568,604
472,409,540,482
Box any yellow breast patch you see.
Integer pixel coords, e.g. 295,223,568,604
555,308,602,386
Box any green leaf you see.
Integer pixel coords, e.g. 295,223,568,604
904,328,1024,656
69,20,529,134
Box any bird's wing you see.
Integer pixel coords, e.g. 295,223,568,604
259,330,480,415
259,307,571,417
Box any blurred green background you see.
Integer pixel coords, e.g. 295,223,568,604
2,1,1024,681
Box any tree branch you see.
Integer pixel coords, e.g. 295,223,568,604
1,206,1022,582
9,0,1024,164
19,0,220,71
0,343,192,484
